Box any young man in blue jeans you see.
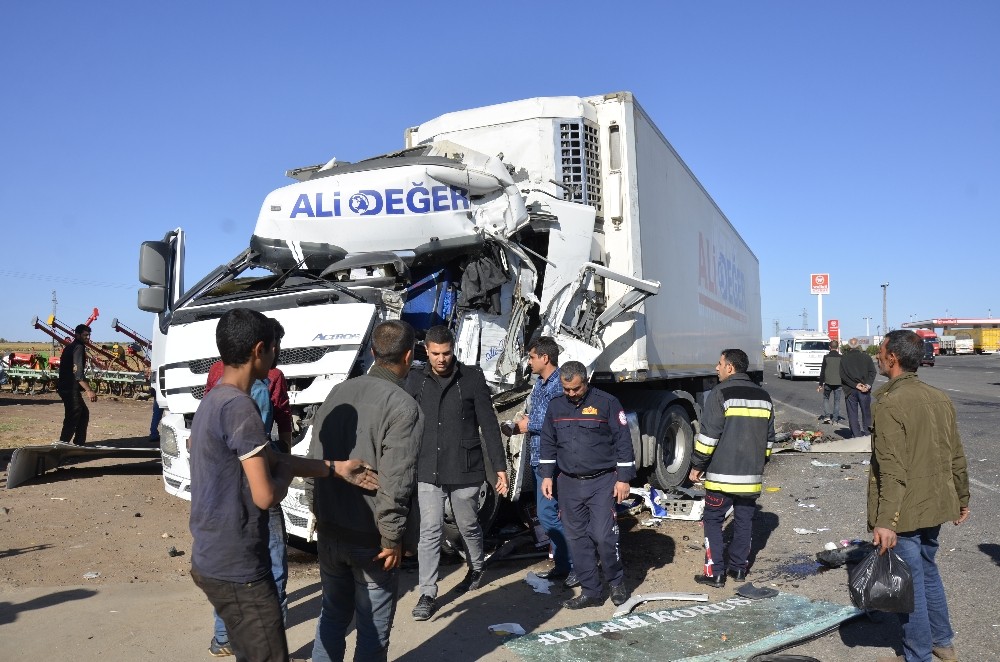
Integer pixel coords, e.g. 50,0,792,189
189,308,377,662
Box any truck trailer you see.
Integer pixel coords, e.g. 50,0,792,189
138,92,762,542
964,327,1000,354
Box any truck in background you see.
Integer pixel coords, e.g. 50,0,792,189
913,328,939,355
776,330,831,380
964,328,1000,354
138,92,762,542
939,333,974,355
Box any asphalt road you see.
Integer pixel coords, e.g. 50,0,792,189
758,356,1000,661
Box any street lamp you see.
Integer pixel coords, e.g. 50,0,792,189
881,283,890,335
863,316,872,337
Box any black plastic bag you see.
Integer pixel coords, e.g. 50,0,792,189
848,547,914,613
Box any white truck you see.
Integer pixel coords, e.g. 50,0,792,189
776,330,832,380
138,92,762,542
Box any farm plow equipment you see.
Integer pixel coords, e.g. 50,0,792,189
0,313,151,398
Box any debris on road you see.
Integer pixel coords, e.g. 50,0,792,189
611,591,710,617
489,623,525,636
523,571,552,594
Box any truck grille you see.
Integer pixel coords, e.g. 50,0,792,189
559,120,602,217
188,346,332,375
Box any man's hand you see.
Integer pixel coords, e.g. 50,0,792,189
954,505,970,525
495,471,508,497
375,544,402,571
688,468,704,484
87,390,97,403
334,459,379,490
516,415,529,434
613,481,630,503
872,526,897,555
541,476,554,500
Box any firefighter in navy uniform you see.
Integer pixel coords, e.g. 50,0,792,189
689,348,775,587
539,360,636,610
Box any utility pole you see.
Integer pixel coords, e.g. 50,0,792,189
863,316,872,337
881,282,889,335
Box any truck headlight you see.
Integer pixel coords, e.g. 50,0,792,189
160,426,179,458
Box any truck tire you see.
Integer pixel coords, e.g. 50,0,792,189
652,404,694,490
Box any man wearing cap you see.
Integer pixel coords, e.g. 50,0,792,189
539,360,635,609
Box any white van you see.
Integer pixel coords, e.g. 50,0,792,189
776,330,832,380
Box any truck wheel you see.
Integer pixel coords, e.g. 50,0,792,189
443,480,500,557
652,405,694,490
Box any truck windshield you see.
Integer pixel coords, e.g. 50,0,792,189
795,341,829,351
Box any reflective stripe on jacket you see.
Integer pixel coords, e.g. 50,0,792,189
692,373,775,498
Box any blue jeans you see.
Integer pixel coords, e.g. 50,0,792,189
892,526,954,662
214,506,288,645
312,536,398,662
533,465,571,573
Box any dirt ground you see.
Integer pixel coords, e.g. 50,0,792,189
0,390,906,660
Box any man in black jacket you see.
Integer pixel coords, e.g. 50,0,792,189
840,340,876,438
57,324,97,444
816,341,843,425
405,326,508,621
689,349,775,588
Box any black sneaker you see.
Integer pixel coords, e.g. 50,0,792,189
610,583,629,606
562,594,603,609
208,637,234,657
563,572,581,589
411,595,435,621
456,569,485,593
693,573,726,588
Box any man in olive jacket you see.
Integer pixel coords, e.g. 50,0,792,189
870,330,970,662
405,325,508,621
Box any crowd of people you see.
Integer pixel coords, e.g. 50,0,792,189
175,310,969,662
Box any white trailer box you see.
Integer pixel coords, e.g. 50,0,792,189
407,92,762,381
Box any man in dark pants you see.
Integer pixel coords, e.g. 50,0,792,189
690,349,775,587
513,336,578,588
539,360,635,609
57,324,97,444
840,340,876,438
405,325,508,621
870,331,969,662
816,340,843,425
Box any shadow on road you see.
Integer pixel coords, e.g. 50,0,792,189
0,588,97,626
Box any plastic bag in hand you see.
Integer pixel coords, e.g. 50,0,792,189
847,547,914,613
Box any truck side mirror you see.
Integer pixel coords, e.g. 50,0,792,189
138,286,167,313
139,241,169,286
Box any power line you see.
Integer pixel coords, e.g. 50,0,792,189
0,269,133,289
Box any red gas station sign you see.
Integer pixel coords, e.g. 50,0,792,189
827,319,840,341
810,273,830,295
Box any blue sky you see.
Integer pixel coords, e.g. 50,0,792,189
2,1,997,347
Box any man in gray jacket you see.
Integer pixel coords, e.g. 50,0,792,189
309,320,422,662
405,325,508,621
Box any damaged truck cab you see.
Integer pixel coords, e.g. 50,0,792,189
139,92,761,542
